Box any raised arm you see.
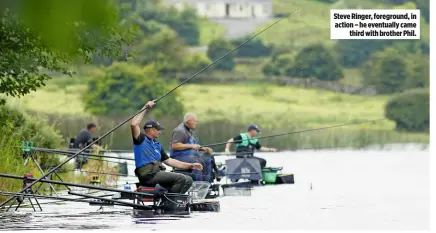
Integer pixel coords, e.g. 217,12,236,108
131,100,156,139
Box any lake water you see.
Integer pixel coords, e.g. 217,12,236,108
0,145,429,231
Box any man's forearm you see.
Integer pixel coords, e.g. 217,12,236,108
167,158,192,169
172,143,193,150
225,139,234,150
131,106,147,126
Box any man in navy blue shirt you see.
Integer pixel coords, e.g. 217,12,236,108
131,100,203,194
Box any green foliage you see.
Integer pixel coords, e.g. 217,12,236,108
382,0,407,4
286,44,343,81
362,48,410,94
133,28,188,73
183,53,212,72
404,56,429,89
120,0,200,45
263,53,293,76
84,62,184,117
0,102,63,168
0,0,136,98
230,37,272,58
385,88,429,132
414,0,429,22
335,40,392,68
207,38,235,71
313,0,338,3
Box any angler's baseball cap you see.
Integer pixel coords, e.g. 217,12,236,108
247,124,260,132
143,120,164,130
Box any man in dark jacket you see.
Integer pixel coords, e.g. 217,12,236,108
224,124,277,169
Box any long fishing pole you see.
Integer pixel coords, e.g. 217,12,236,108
32,148,133,165
202,118,389,148
0,9,299,208
34,147,135,161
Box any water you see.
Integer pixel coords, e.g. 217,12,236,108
0,146,429,230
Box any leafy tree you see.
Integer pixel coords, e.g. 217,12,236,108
230,37,272,58
361,48,410,94
263,53,293,76
133,28,188,73
121,0,200,45
84,62,184,117
385,88,429,132
404,55,429,89
207,38,235,71
415,0,429,22
335,40,392,68
183,53,212,72
0,0,135,98
286,44,343,81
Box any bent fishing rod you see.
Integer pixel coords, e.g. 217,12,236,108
0,9,299,208
202,117,389,148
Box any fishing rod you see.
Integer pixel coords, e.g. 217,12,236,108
0,192,115,206
38,150,133,165
0,173,152,197
64,148,133,154
0,192,92,204
0,8,299,208
64,169,137,178
33,147,135,161
202,118,389,148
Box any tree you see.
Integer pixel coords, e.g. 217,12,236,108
183,53,212,72
385,88,429,132
0,0,135,99
335,40,392,68
361,48,410,94
230,36,272,58
404,56,429,89
133,28,188,73
84,62,184,117
207,38,235,71
263,53,293,76
286,44,343,81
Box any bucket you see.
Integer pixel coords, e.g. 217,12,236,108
262,167,280,184
187,181,211,200
162,193,190,213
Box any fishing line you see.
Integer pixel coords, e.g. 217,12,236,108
0,9,299,208
202,118,389,148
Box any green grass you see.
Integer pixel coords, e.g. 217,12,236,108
11,79,395,129
8,77,428,150
198,18,227,46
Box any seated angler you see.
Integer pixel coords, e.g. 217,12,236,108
131,101,203,194
169,112,218,183
225,124,277,169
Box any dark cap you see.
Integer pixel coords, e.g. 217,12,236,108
143,120,164,130
247,124,260,132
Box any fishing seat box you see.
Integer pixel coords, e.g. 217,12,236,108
135,186,155,202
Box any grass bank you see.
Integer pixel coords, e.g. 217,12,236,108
0,104,117,203
7,78,429,150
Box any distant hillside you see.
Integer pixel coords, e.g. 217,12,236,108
255,0,429,49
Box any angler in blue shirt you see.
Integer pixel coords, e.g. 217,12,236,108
131,100,203,194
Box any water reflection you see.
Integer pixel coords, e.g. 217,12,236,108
0,148,429,230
